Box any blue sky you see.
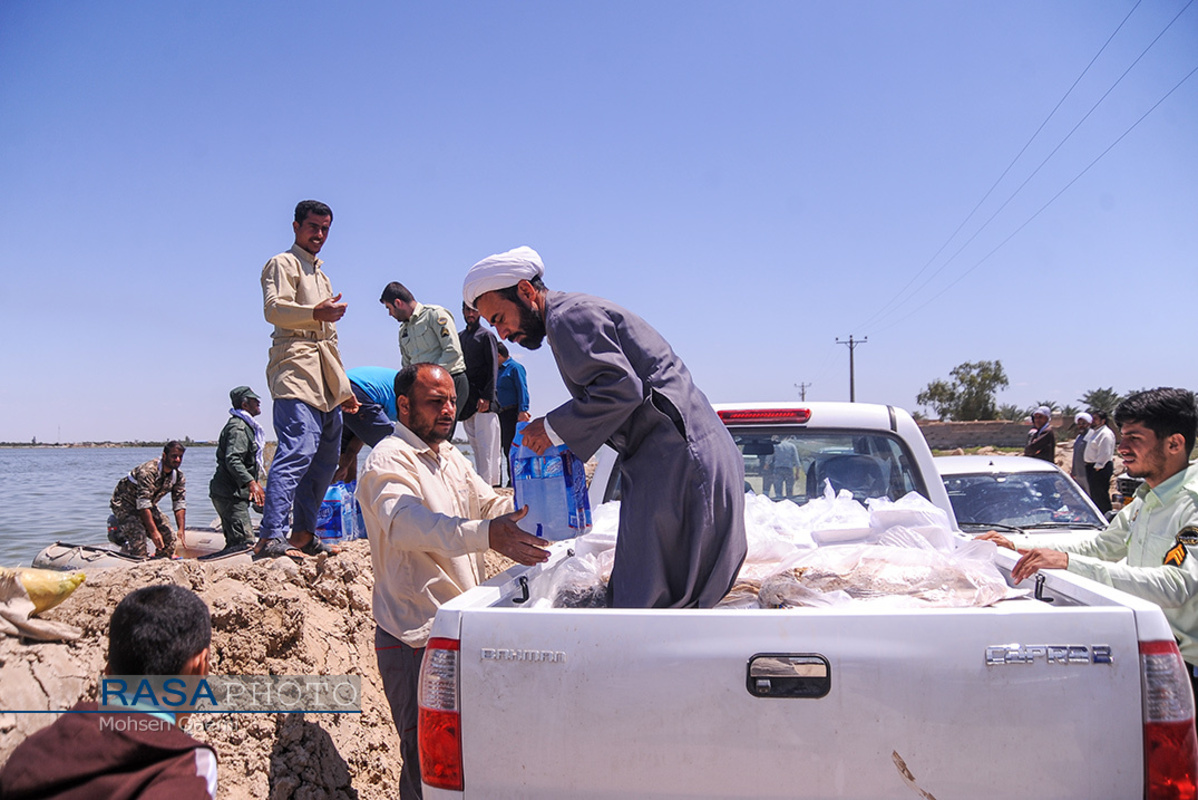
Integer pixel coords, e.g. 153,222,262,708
2,1,1194,442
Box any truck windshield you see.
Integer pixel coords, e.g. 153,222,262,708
732,430,925,506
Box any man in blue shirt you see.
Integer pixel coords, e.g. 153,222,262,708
336,366,399,483
495,341,530,486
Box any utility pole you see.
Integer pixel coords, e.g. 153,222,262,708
794,382,811,401
835,335,868,402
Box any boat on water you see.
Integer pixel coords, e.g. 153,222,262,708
31,527,253,571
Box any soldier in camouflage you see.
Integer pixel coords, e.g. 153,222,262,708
108,442,187,558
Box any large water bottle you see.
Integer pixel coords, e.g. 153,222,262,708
511,423,591,541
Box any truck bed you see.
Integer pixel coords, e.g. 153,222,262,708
427,547,1164,799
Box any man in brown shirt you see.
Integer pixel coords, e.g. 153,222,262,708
256,200,359,560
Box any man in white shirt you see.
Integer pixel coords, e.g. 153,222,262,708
356,362,549,799
1085,409,1117,515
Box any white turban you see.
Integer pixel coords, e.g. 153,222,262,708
1033,406,1052,419
463,246,544,308
1075,412,1092,424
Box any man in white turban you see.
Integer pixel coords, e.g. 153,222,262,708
463,247,747,609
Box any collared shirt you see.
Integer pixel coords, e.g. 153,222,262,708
1049,461,1198,662
398,302,466,374
111,458,186,516
261,244,353,412
1084,424,1116,468
496,358,529,412
357,423,514,647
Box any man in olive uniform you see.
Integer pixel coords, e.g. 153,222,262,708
209,386,266,551
379,281,469,418
109,442,187,558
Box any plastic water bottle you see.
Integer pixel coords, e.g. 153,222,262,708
511,424,590,541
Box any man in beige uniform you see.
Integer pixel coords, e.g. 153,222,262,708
257,199,359,560
357,362,548,798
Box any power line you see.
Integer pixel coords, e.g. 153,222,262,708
835,335,868,402
872,60,1198,333
855,0,1145,333
857,0,1194,333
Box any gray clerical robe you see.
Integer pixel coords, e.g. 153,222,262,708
542,291,747,608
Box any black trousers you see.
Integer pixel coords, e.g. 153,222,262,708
1086,462,1114,515
498,407,519,486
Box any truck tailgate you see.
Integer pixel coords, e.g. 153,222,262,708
452,602,1143,799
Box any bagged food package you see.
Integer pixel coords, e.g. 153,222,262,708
867,491,953,533
756,526,1018,609
526,549,614,609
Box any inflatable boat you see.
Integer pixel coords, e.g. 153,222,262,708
31,527,253,571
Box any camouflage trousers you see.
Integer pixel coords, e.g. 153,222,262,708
108,508,176,558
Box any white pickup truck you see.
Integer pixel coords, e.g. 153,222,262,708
418,402,1198,799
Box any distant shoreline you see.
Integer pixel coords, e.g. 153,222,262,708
1,436,472,449
0,442,217,449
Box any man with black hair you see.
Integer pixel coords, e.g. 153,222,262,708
357,362,548,799
379,281,468,413
0,585,217,798
1084,409,1117,515
257,199,360,560
459,302,502,485
981,387,1198,703
109,442,187,558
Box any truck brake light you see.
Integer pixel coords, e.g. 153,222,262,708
1141,640,1198,800
718,408,812,424
419,637,464,791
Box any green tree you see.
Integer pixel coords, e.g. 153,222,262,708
997,404,1025,421
916,360,1010,421
1079,387,1123,416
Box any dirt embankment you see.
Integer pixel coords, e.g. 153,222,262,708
0,541,417,799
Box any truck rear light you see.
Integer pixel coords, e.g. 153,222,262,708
419,637,464,791
718,408,812,424
1141,640,1198,800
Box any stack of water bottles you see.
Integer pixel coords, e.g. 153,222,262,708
510,422,592,541
316,481,366,543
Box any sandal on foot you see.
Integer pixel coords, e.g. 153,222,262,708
297,535,341,556
253,538,304,561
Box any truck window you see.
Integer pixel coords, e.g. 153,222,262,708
735,430,925,505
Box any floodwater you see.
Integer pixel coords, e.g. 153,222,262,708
0,441,476,568
0,447,223,568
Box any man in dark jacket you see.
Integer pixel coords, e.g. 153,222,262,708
1023,405,1056,463
209,386,265,551
459,302,502,485
0,585,217,799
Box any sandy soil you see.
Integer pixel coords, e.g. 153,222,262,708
0,542,408,799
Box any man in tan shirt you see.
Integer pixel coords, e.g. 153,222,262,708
257,199,360,560
357,362,548,798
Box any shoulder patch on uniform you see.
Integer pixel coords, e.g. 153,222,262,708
1177,526,1198,546
436,314,450,325
1165,541,1189,568
441,327,451,338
